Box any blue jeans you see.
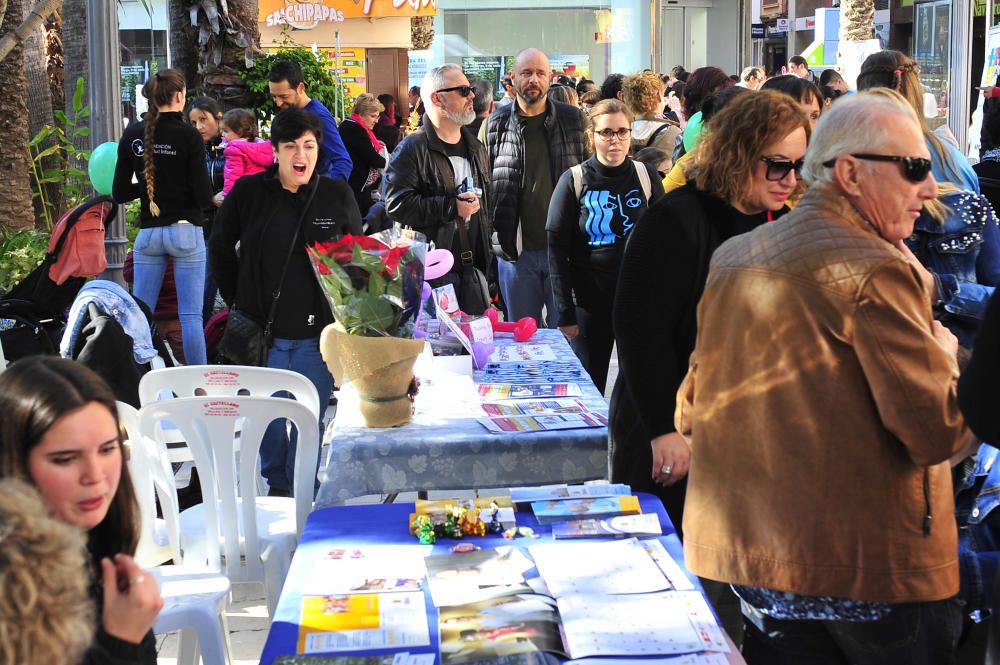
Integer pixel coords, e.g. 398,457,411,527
133,223,207,364
260,337,333,493
498,250,560,328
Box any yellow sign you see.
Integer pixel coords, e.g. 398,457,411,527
325,48,368,100
261,0,436,28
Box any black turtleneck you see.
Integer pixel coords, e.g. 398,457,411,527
113,111,214,228
546,154,663,325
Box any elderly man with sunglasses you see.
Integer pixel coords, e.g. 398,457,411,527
676,91,973,663
384,64,494,309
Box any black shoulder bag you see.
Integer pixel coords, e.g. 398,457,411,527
428,150,491,315
218,180,319,366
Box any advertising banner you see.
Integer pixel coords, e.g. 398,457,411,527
261,0,436,29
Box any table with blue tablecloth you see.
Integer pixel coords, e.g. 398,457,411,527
260,493,744,665
317,328,610,506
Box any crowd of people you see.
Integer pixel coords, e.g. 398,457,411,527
6,42,1000,665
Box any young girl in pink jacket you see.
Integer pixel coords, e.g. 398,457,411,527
220,108,274,199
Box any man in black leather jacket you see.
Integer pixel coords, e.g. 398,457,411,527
479,47,587,327
383,64,494,310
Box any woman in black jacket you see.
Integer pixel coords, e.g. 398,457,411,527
547,99,664,394
339,93,388,217
611,91,810,532
0,356,162,665
113,69,213,365
187,95,226,319
210,108,362,496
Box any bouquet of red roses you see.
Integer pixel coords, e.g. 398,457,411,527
308,230,427,338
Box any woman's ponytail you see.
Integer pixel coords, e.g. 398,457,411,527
140,69,186,217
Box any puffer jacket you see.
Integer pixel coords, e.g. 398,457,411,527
382,121,493,279
483,99,586,259
222,139,274,197
677,186,968,603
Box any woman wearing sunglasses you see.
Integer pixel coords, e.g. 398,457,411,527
610,90,810,533
547,99,665,395
857,50,980,194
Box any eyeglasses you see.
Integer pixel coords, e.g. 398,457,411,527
435,85,474,97
760,156,804,181
822,154,933,183
595,128,632,142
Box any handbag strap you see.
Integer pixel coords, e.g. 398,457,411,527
263,178,320,340
428,149,476,267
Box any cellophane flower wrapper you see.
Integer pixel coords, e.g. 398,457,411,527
308,228,427,338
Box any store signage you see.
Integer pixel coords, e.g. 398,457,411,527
775,18,790,32
261,0,437,29
751,23,765,39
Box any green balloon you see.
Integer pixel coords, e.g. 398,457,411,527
88,141,118,195
682,112,704,153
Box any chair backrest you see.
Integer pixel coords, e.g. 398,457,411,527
118,401,183,566
136,396,319,582
137,365,321,420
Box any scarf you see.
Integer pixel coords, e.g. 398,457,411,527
349,114,385,153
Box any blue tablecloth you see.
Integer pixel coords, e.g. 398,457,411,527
260,493,701,665
317,329,610,506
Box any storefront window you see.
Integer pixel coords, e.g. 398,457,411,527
913,0,951,130
119,29,168,124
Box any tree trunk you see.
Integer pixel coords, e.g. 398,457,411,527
24,24,52,136
168,0,199,90
0,0,36,230
61,0,87,172
45,9,62,112
837,0,879,90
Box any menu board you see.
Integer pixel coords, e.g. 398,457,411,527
326,47,368,100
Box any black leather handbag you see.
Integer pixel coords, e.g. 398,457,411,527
218,180,318,366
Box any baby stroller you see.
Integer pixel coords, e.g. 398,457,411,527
0,196,116,365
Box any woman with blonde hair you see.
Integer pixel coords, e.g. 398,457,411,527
621,70,680,163
114,69,213,365
340,92,389,216
857,50,979,192
547,99,664,394
612,90,810,533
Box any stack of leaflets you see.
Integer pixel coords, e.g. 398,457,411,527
551,513,662,540
509,483,631,503
477,399,607,434
530,496,641,525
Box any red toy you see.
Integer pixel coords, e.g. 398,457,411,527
485,308,538,343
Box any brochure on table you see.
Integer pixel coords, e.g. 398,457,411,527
509,483,631,503
297,592,430,654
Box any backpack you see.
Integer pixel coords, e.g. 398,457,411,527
629,122,674,155
570,161,653,201
48,196,112,285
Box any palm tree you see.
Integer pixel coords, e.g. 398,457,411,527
169,0,260,108
0,0,36,230
837,0,878,89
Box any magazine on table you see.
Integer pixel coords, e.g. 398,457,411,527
438,594,566,665
296,592,429,654
477,383,583,400
551,513,662,540
424,547,535,607
530,496,641,525
478,411,607,434
509,483,631,504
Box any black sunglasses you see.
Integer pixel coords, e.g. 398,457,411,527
760,156,804,182
822,154,933,183
436,85,473,97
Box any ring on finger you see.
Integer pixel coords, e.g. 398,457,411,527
660,464,672,477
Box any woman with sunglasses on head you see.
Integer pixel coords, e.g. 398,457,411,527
857,50,979,193
611,90,810,533
547,99,664,395
0,356,163,664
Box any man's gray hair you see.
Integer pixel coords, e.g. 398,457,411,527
421,63,464,108
801,90,921,188
472,78,493,115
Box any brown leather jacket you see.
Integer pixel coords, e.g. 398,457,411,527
677,187,967,603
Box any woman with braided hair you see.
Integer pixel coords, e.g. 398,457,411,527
113,69,213,364
857,50,980,193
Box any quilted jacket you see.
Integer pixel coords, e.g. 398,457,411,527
483,99,587,259
676,186,968,603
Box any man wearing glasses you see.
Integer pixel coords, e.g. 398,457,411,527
677,91,972,661
480,47,587,328
384,64,494,312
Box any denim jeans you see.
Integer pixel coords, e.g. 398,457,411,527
133,223,207,364
497,249,560,328
741,597,964,665
260,337,333,493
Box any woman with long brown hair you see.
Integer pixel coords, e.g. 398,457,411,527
113,69,214,365
0,356,162,664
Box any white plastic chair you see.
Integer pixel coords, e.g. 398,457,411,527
119,401,233,665
136,396,320,616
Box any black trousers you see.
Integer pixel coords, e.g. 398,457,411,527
571,297,615,396
741,597,964,665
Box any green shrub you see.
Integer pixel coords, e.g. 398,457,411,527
0,229,50,295
239,45,355,129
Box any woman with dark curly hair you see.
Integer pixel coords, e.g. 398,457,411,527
0,356,162,664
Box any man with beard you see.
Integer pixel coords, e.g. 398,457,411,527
384,64,494,312
480,48,587,327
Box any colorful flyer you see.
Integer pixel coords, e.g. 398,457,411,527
488,344,558,364
477,383,583,400
478,412,607,434
297,592,429,654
